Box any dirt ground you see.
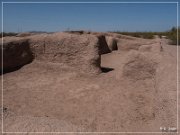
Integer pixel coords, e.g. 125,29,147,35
0,38,179,135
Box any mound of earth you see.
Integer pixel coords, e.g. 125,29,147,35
122,50,158,81
16,32,33,37
139,43,163,53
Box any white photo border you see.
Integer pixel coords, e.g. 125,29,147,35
1,1,179,134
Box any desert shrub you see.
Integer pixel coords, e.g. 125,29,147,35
114,27,180,45
0,32,18,38
166,27,180,45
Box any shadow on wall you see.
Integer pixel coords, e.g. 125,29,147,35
101,67,114,73
1,66,22,75
1,39,34,75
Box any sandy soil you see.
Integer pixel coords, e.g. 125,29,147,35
0,38,179,135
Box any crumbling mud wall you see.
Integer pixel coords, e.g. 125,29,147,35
105,36,118,51
1,31,163,74
1,32,102,74
28,33,101,74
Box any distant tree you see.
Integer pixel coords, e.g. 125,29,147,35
171,27,176,32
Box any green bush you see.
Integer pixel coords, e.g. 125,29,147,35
166,27,179,45
114,27,180,45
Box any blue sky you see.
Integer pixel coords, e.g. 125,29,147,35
0,0,179,32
